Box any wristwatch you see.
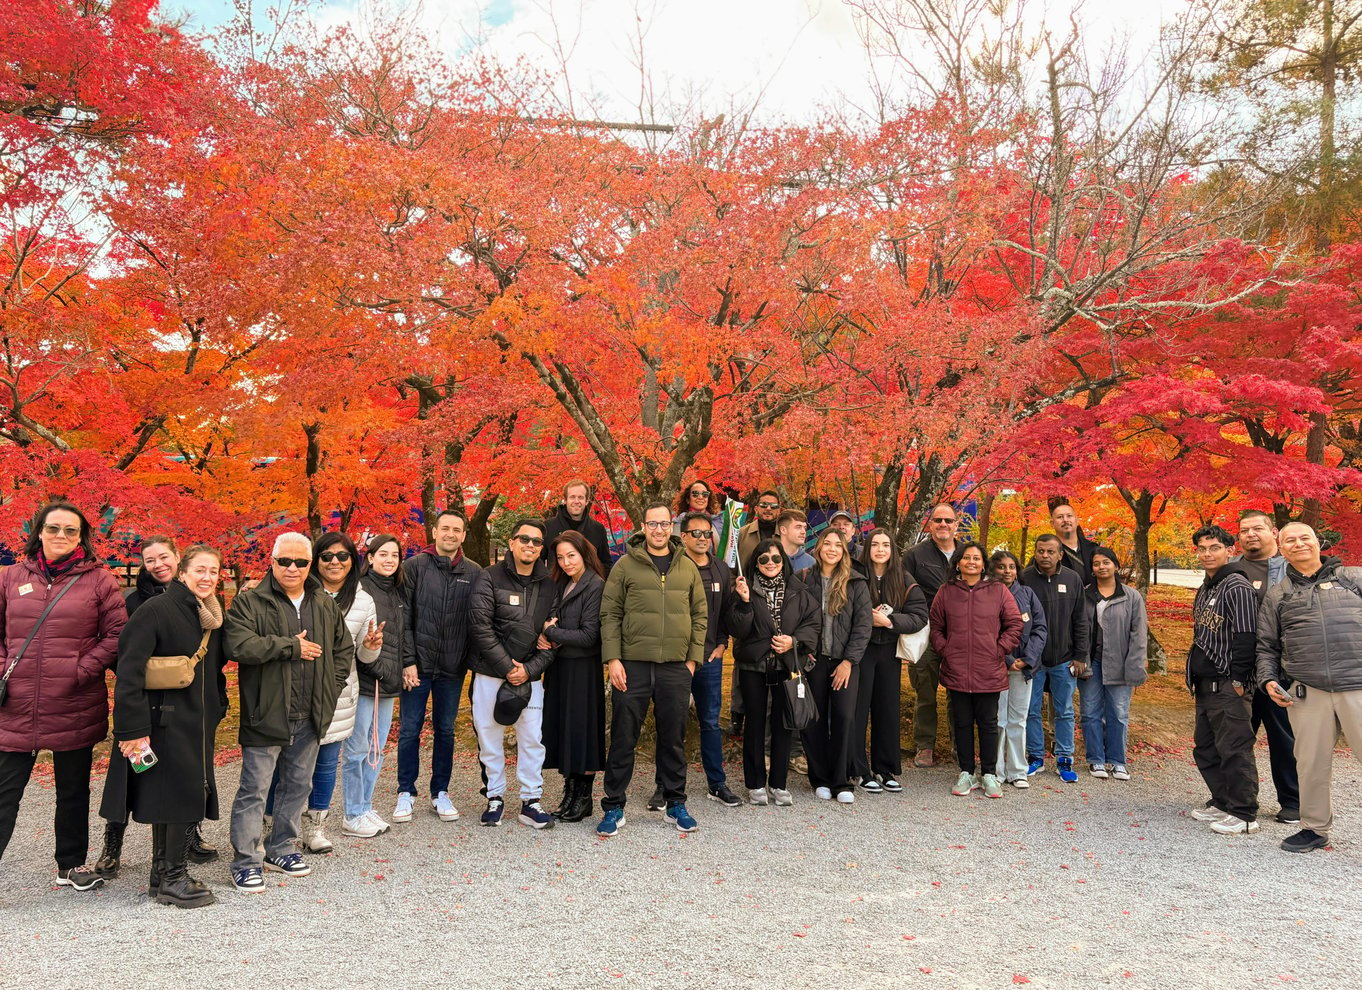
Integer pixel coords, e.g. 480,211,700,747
1231,680,1246,692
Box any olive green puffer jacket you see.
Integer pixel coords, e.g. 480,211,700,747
600,534,707,665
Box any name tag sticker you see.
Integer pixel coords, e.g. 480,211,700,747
1058,584,1067,593
1320,582,1334,590
1208,599,1217,608
1253,580,1263,589
712,582,721,593
1021,612,1031,622
17,583,32,596
509,594,521,606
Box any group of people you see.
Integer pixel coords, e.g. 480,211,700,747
0,488,1358,906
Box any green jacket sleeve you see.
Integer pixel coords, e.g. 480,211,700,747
599,564,626,662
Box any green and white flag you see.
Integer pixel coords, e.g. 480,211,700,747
717,498,746,571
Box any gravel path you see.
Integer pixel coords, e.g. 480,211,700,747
2,746,1359,989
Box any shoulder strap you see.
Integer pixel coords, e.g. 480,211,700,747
191,629,212,663
0,573,87,689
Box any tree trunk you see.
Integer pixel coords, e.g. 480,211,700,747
976,490,995,551
1302,411,1328,528
303,421,323,539
875,451,905,545
463,491,499,566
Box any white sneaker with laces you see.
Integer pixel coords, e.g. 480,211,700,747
1089,764,1109,779
1209,814,1259,835
771,788,794,806
1111,765,1130,781
748,788,769,806
364,810,391,833
1191,805,1226,822
342,814,381,838
432,791,460,821
392,792,415,823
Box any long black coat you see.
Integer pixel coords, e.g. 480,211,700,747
543,569,605,660
102,580,228,825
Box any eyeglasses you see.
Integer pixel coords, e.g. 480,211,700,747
318,551,351,563
756,554,783,566
644,520,672,530
684,529,712,539
930,517,956,524
42,524,81,538
513,534,545,547
756,502,779,510
274,557,311,570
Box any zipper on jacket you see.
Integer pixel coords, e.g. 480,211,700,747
659,572,668,662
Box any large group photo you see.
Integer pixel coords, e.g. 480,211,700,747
3,0,1360,987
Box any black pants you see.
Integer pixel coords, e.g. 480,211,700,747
738,668,794,789
853,639,903,779
948,690,1000,774
603,661,691,811
1251,686,1300,813
1193,683,1259,822
801,655,860,794
0,747,94,869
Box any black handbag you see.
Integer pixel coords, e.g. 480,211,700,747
782,667,819,731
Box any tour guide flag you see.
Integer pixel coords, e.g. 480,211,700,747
718,498,745,570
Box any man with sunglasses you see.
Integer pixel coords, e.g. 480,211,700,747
596,503,709,837
646,512,739,809
395,508,482,825
737,491,782,568
469,519,557,829
901,504,962,767
225,532,353,892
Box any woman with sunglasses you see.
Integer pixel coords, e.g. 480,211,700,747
798,530,872,804
540,529,607,822
930,542,1024,798
854,528,928,794
673,480,719,526
0,501,128,890
270,533,384,852
726,539,820,805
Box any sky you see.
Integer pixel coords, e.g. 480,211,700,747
167,0,1183,125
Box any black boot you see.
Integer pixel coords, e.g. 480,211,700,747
559,774,595,823
155,823,216,909
186,821,218,863
551,774,577,818
94,820,125,879
148,823,165,896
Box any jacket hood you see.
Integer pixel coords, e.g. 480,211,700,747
625,531,683,563
498,554,551,585
1288,555,1342,585
135,565,169,598
1203,561,1246,591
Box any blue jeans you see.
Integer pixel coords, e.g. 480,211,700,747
691,657,726,788
1027,662,1077,761
1077,662,1133,766
265,737,340,814
397,673,463,797
343,694,396,817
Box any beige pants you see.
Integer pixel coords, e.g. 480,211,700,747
1286,686,1362,834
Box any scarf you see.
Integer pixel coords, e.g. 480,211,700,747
194,591,224,631
755,571,786,666
39,546,88,581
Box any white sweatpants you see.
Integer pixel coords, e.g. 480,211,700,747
472,673,546,801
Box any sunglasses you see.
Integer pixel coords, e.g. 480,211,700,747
318,551,351,563
689,490,710,498
42,524,81,538
274,557,311,570
513,534,545,547
756,553,783,566
756,502,779,509
931,517,956,524
684,529,712,539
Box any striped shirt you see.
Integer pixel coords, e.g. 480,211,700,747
1191,568,1257,679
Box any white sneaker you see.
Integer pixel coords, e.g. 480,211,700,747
1089,764,1109,779
392,792,415,823
836,790,855,805
342,814,381,838
363,810,391,834
748,788,769,806
1209,814,1260,835
952,772,974,796
814,786,832,800
301,809,333,853
1111,765,1130,781
1010,777,1030,789
1191,805,1226,822
432,791,460,821
771,788,794,806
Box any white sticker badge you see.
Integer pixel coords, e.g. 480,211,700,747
1057,584,1067,594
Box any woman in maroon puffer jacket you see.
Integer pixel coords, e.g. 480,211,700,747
0,501,127,890
929,541,1023,800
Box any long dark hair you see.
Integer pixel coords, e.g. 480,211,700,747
363,533,406,590
860,527,907,606
550,529,605,582
313,531,361,613
675,480,717,516
23,501,98,560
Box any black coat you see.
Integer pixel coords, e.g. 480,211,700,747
902,538,959,604
796,568,874,664
542,504,614,573
1020,563,1090,667
865,567,930,645
402,550,481,680
124,568,169,616
359,571,412,698
725,573,821,672
103,581,227,825
544,570,604,661
469,557,557,680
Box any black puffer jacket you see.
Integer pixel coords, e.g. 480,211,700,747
402,549,481,680
469,557,556,680
359,570,412,698
796,568,873,664
1256,557,1362,693
544,570,604,661
725,571,821,672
